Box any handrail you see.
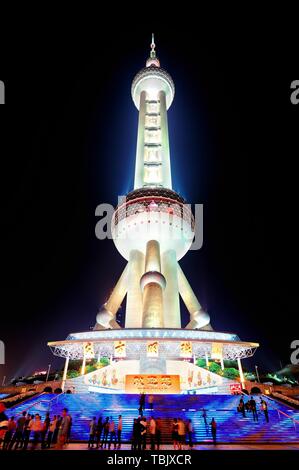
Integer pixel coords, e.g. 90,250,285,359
12,393,65,418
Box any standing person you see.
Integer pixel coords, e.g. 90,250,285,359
56,408,71,449
148,395,154,411
108,417,117,449
2,417,16,450
52,415,61,444
67,414,72,443
30,414,44,450
117,415,122,449
96,417,103,449
22,414,33,451
172,418,179,450
155,418,162,450
140,416,147,450
41,412,50,449
238,398,246,417
139,393,145,416
260,398,269,423
88,417,97,449
210,418,217,444
0,404,8,449
250,397,258,422
46,415,57,448
132,418,140,451
149,416,156,450
177,418,186,450
8,411,26,450
102,417,109,449
187,419,193,448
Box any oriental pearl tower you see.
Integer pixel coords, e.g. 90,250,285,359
95,35,211,332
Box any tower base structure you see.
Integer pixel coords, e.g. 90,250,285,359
48,328,258,394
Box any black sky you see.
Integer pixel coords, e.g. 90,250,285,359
0,23,298,381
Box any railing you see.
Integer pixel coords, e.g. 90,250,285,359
12,392,65,418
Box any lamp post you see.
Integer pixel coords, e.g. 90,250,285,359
255,365,260,383
45,364,51,383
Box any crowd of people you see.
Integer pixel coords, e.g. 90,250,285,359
0,394,271,450
0,407,72,451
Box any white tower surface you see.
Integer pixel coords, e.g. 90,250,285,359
95,35,211,331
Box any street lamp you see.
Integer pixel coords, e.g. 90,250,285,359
45,364,51,383
255,365,260,383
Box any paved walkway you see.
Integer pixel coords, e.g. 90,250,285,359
48,443,299,451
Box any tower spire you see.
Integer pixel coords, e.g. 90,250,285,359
146,33,160,68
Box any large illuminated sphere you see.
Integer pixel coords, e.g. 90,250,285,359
111,187,195,261
131,66,175,110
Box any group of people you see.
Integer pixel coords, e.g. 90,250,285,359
237,396,269,422
0,408,72,450
88,415,122,449
132,415,162,451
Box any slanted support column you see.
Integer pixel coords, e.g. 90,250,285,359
141,240,166,328
177,264,211,329
95,263,129,329
162,250,180,328
81,350,86,376
205,352,209,368
159,90,172,189
237,358,245,389
134,90,146,189
61,356,69,391
125,250,144,328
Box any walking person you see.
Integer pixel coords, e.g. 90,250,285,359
108,417,117,449
8,411,26,450
46,415,57,448
88,417,97,448
202,408,209,434
96,417,103,449
238,398,246,417
187,419,193,448
210,418,217,445
260,398,269,423
155,418,162,450
250,397,258,422
117,415,122,449
149,416,156,450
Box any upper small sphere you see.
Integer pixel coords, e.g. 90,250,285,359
131,66,175,110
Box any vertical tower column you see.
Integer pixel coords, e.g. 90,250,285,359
141,240,166,327
125,249,145,328
162,249,181,328
159,90,172,189
134,90,146,189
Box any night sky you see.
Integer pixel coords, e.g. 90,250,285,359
0,24,298,381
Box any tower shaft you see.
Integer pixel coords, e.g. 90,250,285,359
133,90,172,189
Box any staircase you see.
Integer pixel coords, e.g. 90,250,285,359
6,393,299,444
